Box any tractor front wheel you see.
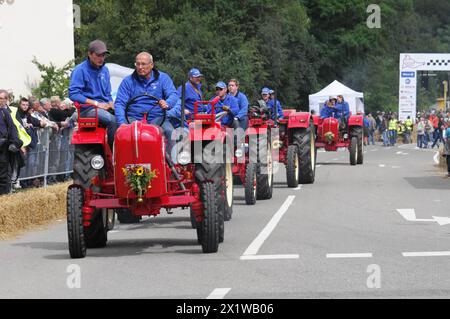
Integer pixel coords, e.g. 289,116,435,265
295,123,316,184
349,136,358,165
198,182,220,253
67,187,86,259
257,135,274,200
245,163,257,205
286,145,300,188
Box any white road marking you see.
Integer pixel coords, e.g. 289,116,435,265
242,196,295,256
316,164,322,168
391,166,401,169
402,251,450,257
379,164,386,168
434,152,440,164
294,185,302,191
396,209,450,226
240,254,299,260
109,230,120,234
207,288,231,299
396,151,403,155
371,149,378,152
326,253,373,259
332,158,338,161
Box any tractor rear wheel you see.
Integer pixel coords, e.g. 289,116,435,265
286,145,300,188
116,209,141,224
245,163,257,205
67,187,86,259
295,123,316,184
349,136,358,165
257,135,273,200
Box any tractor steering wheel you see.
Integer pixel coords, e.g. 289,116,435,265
124,93,166,126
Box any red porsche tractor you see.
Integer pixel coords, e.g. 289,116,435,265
67,95,232,258
312,113,364,165
272,109,316,188
232,103,274,205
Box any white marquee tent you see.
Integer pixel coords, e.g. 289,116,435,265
309,80,364,115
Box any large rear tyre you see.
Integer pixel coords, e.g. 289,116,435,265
286,145,300,188
67,187,86,259
257,135,273,200
244,163,257,205
295,123,316,184
116,209,141,224
349,136,358,166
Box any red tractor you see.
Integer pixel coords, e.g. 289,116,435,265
312,113,364,165
232,103,274,205
67,95,233,258
273,109,316,187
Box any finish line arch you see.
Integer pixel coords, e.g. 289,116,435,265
399,53,450,120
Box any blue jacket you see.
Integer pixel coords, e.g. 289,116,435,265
268,99,284,120
207,94,239,126
114,69,178,126
69,59,113,108
167,99,189,128
363,117,370,128
335,101,350,119
177,82,203,112
231,91,249,119
320,104,335,119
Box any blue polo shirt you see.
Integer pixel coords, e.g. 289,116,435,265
231,91,249,120
177,81,203,112
268,99,284,120
207,94,239,126
114,69,178,126
69,59,113,106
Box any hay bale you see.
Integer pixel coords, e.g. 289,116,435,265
0,182,69,239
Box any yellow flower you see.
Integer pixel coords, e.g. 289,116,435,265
122,167,128,176
136,167,144,176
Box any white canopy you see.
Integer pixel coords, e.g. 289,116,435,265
309,80,364,115
106,63,134,101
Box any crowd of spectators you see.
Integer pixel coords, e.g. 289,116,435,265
0,89,77,194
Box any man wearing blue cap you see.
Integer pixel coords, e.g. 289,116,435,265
177,68,203,113
207,82,239,127
262,88,283,120
228,79,249,131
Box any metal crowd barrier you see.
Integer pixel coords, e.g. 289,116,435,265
18,127,74,187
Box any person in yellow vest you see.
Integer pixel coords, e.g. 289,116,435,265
404,116,413,144
7,98,31,190
388,116,398,146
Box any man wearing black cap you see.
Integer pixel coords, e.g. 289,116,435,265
69,39,117,149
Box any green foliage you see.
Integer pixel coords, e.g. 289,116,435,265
73,0,450,112
31,57,74,99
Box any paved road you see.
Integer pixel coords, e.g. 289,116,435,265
1,144,449,299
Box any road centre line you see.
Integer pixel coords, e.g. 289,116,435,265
402,251,450,257
207,288,231,299
326,253,373,259
240,254,299,260
242,196,295,257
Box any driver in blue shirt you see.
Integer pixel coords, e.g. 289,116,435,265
114,52,178,146
207,82,239,127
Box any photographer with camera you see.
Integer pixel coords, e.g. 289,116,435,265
0,90,23,195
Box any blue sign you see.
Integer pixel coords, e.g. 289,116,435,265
401,72,415,78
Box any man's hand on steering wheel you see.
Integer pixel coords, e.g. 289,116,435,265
158,99,169,109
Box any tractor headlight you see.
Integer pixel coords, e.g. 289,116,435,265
177,151,191,165
235,149,244,158
91,155,105,170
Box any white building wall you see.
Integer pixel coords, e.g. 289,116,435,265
0,0,75,97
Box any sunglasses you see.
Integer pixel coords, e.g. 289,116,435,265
216,87,225,91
